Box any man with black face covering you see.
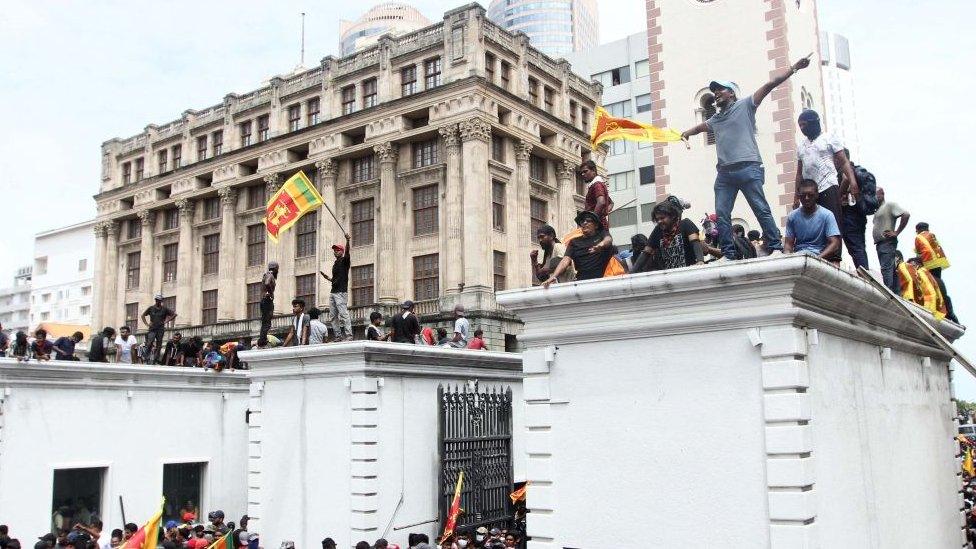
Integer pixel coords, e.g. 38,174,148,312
795,109,858,264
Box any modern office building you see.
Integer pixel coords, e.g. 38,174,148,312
564,32,655,243
645,0,825,229
0,266,32,336
487,0,599,57
94,4,600,348
339,3,431,56
820,31,860,161
29,220,95,341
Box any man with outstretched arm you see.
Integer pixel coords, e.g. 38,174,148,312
680,55,812,260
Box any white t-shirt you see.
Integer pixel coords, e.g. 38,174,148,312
115,334,138,362
453,317,470,347
308,319,328,344
797,133,845,192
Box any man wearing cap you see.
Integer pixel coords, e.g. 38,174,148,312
531,224,573,284
680,55,812,260
795,108,858,264
259,261,279,346
319,233,353,341
141,294,177,364
390,301,422,344
447,304,470,348
543,211,614,287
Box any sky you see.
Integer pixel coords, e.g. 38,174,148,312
2,0,975,393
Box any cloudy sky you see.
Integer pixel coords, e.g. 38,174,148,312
2,0,975,394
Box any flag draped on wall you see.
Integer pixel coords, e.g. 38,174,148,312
442,471,464,540
590,106,683,149
264,170,324,242
121,498,164,549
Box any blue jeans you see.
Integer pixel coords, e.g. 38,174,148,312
715,163,782,258
875,237,899,293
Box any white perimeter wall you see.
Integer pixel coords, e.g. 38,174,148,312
0,361,249,537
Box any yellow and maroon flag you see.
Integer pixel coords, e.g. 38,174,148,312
441,471,464,540
206,531,233,549
590,106,683,149
264,170,324,242
121,498,164,549
510,482,529,505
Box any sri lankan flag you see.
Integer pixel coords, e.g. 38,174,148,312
121,498,164,549
206,531,233,549
264,170,324,242
510,482,528,505
442,471,464,540
590,106,683,149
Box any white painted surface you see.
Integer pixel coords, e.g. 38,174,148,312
497,255,965,549
0,361,249,537
240,342,524,549
30,220,95,328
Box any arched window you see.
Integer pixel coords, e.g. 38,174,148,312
695,89,717,146
800,86,814,110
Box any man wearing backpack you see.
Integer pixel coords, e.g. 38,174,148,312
840,149,878,270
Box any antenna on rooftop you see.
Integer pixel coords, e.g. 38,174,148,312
300,12,306,67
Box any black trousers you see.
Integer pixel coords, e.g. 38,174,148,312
259,296,274,343
145,328,165,364
817,185,843,263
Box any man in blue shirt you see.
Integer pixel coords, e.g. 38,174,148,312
52,331,84,361
785,179,841,261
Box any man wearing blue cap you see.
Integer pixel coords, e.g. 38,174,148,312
681,55,811,260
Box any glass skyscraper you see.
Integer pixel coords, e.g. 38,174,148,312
486,0,599,57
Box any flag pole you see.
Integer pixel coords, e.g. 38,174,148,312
320,201,348,236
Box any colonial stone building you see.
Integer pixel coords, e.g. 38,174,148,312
92,3,600,348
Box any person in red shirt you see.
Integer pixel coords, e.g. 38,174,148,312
579,160,613,230
466,329,488,351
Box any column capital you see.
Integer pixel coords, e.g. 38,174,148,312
218,186,238,208
373,142,399,165
514,140,533,161
94,222,107,239
458,116,492,143
315,158,339,179
556,159,577,180
104,220,119,238
264,173,281,194
438,124,460,151
175,198,195,220
137,209,156,228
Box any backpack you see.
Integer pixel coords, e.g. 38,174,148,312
853,164,879,215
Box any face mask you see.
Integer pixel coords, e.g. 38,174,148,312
457,541,468,548
800,119,822,140
475,535,485,542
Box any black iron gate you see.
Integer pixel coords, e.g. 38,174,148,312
438,382,514,533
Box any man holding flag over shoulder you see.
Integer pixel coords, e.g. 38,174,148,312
680,55,812,261
120,499,164,549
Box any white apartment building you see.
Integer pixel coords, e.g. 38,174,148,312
487,0,599,57
820,31,860,161
29,220,95,329
339,3,431,56
564,32,655,243
0,266,32,335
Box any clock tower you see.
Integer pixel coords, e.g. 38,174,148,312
645,0,825,229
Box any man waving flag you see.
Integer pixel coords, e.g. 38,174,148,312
590,106,683,149
121,498,164,549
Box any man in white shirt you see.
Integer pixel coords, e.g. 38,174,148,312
795,109,858,263
447,304,470,348
115,326,139,364
307,307,329,345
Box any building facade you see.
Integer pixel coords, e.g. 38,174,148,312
645,0,825,229
564,32,656,243
339,3,431,56
94,4,599,347
0,266,31,336
30,220,96,329
820,31,860,161
487,0,599,57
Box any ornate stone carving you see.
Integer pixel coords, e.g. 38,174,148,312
104,220,120,238
458,117,492,143
137,209,156,228
555,159,577,180
93,223,107,239
373,142,399,165
315,159,338,180
218,186,238,208
438,124,460,153
264,173,281,194
175,198,195,220
514,140,533,161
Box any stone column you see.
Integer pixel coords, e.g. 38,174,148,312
217,187,238,321
137,210,156,310
316,159,339,306
555,160,577,240
438,125,463,297
514,141,534,288
175,198,195,327
374,143,399,304
102,221,120,328
458,117,492,291
91,223,107,331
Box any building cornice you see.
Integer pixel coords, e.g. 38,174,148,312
0,360,249,392
496,255,964,357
